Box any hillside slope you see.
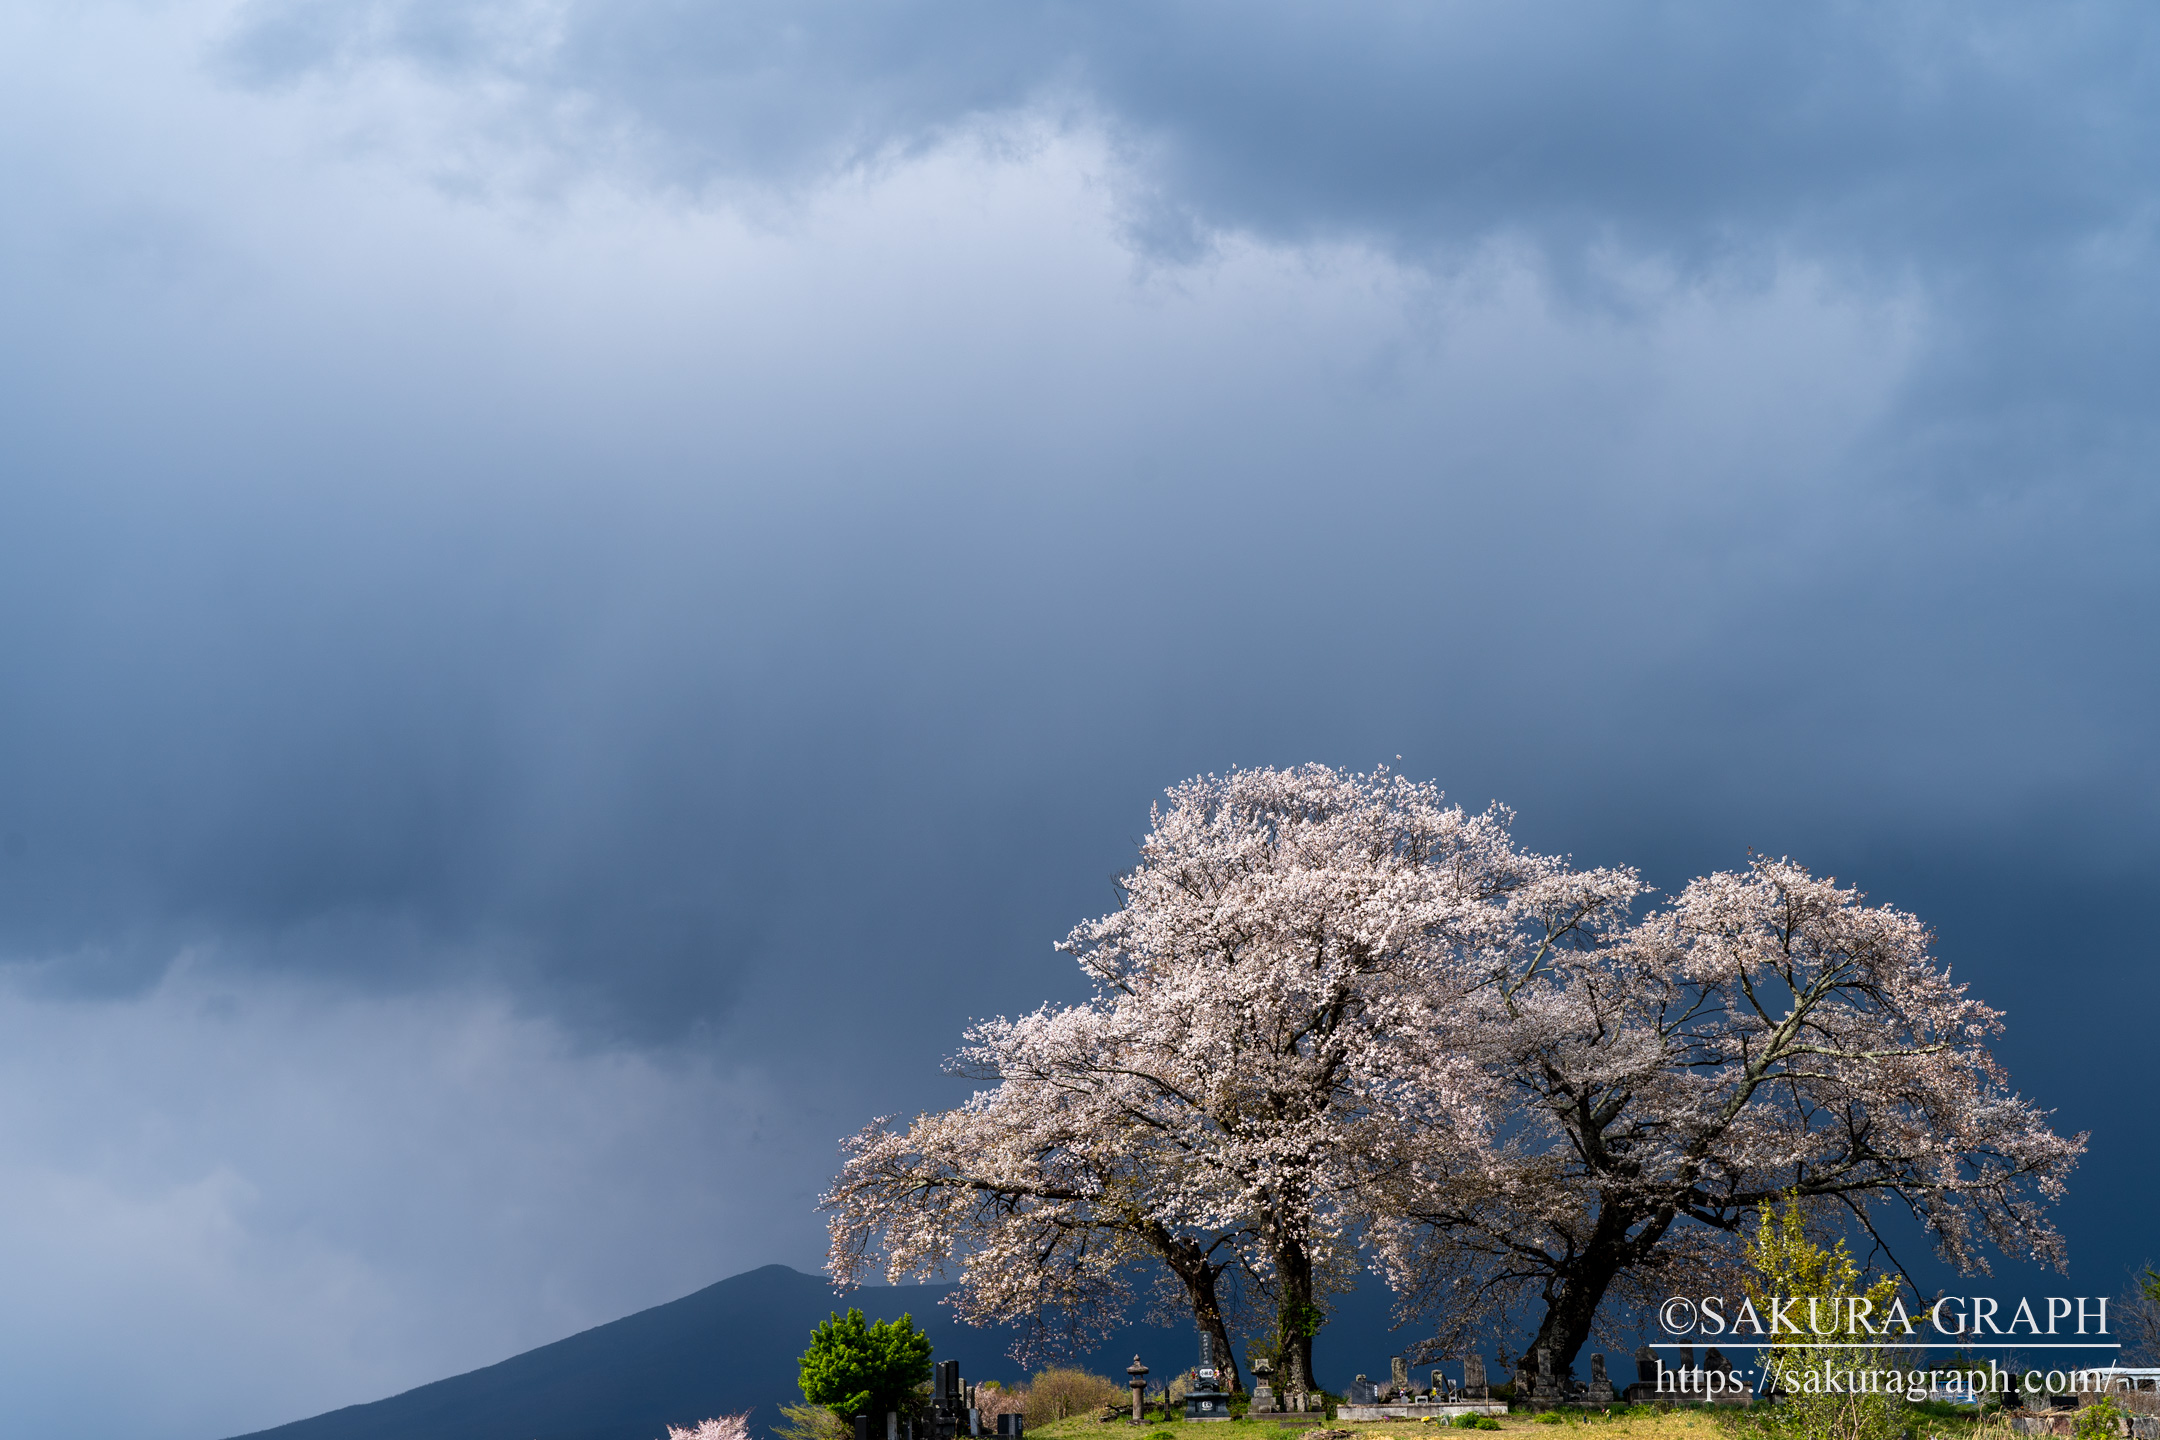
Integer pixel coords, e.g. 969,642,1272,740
223,1264,1413,1440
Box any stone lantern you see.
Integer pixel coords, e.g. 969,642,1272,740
1250,1358,1276,1414
1127,1357,1150,1423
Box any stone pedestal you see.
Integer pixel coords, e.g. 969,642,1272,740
1182,1385,1231,1422
1586,1354,1616,1405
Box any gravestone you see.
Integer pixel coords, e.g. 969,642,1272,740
1705,1349,1738,1402
1513,1353,1533,1401
1346,1375,1379,1405
1532,1345,1565,1408
1463,1353,1489,1399
1586,1354,1615,1404
927,1360,962,1440
1621,1346,1661,1403
1391,1356,1410,1400
1432,1370,1446,1400
1184,1332,1232,1422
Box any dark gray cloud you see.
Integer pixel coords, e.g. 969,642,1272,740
216,3,2160,301
209,0,2160,531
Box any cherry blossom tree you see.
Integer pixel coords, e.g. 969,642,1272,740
1371,856,2086,1375
825,1015,1252,1383
825,765,1548,1395
667,1415,753,1440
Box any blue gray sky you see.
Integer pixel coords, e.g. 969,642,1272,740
2,2,2156,1435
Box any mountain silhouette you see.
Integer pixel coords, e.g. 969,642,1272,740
223,1264,1427,1440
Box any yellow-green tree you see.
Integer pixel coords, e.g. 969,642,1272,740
1745,1200,1903,1440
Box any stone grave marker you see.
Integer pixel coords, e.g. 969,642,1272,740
1587,1354,1615,1404
1533,1345,1565,1406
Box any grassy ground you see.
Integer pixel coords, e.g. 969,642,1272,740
1025,1402,1997,1440
1029,1410,1735,1440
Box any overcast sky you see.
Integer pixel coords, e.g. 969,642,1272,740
3,2,2157,1435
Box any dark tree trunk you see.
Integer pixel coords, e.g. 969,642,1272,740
1526,1203,1674,1375
1148,1224,1243,1395
1276,1237,1317,1397
1527,1256,1620,1376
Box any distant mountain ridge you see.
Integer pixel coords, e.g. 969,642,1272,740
224,1264,1415,1440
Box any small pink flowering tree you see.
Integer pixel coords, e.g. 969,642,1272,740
667,1414,753,1440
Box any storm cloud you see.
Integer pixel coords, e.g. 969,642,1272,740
0,2,2154,1435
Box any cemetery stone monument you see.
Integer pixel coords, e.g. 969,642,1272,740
1622,1346,1659,1403
1250,1357,1275,1414
1532,1345,1566,1407
929,1360,963,1440
1463,1353,1489,1400
1587,1354,1615,1404
1183,1332,1232,1422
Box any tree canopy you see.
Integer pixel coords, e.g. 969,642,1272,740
825,766,2083,1388
798,1309,934,1423
1372,856,2085,1368
827,766,1542,1390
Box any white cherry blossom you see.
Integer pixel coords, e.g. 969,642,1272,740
1372,856,2084,1373
826,765,1536,1391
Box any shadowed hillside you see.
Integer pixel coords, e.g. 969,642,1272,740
223,1264,1414,1440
